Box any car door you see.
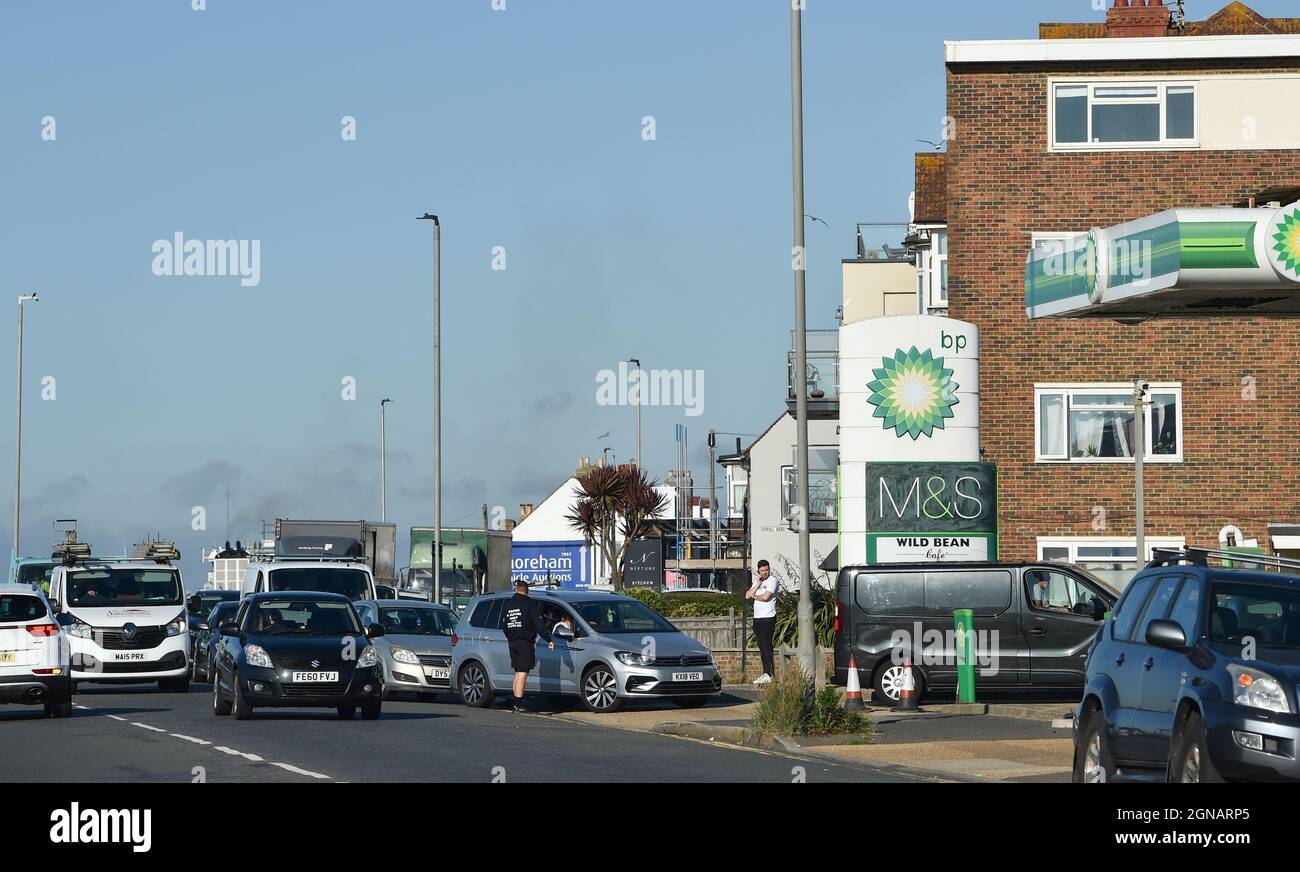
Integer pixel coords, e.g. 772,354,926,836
532,603,582,694
1022,567,1109,687
1134,574,1200,765
923,568,1025,687
480,598,516,688
1121,575,1183,764
1101,574,1158,763
215,599,250,693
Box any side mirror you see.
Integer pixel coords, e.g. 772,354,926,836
219,620,240,638
365,623,386,639
55,612,75,627
187,594,203,615
1090,597,1106,621
196,623,210,633
1146,619,1187,650
554,625,575,642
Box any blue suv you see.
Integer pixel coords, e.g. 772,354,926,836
1074,547,1300,783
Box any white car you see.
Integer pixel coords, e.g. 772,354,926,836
0,583,72,717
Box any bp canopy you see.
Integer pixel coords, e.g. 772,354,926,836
1025,201,1300,320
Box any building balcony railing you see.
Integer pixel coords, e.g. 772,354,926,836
786,329,839,419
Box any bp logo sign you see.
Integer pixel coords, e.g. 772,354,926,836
866,346,959,440
1269,203,1300,283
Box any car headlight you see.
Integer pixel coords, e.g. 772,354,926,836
616,651,654,667
357,645,379,668
165,615,186,637
244,645,273,669
67,619,93,639
1228,664,1290,714
390,646,420,665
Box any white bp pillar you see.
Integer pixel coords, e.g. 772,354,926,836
838,315,991,566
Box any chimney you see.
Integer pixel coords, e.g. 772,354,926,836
1106,0,1171,38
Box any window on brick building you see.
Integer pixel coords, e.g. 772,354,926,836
1038,537,1185,590
915,226,947,312
1035,384,1182,463
1051,80,1197,149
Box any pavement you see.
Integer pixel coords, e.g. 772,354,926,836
0,683,924,783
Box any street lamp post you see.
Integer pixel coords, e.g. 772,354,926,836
628,358,641,469
1133,379,1147,566
418,213,442,606
789,4,815,683
12,293,36,569
379,398,393,522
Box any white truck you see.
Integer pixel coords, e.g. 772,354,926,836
240,519,377,602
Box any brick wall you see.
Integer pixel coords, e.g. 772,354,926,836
945,59,1300,560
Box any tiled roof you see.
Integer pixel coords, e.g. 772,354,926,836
913,153,947,224
1040,2,1300,40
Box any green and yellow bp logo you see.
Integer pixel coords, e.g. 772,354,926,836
866,347,960,440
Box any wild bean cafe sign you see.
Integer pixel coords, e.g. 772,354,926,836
865,462,997,563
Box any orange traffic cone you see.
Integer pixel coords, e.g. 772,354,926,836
893,658,920,712
844,655,864,711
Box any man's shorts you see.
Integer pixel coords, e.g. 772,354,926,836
508,638,536,673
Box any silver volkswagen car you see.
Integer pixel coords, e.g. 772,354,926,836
450,589,721,713
355,599,457,700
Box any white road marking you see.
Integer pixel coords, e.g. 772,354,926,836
216,745,265,763
170,733,211,745
132,722,168,732
106,714,127,721
268,761,331,780
1051,719,1072,729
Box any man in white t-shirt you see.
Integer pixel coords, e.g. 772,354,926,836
745,559,780,685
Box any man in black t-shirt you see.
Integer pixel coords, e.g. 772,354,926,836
502,580,553,712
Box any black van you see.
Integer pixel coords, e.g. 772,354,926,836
834,562,1119,703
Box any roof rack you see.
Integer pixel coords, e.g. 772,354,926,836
51,520,92,566
130,540,180,565
1148,547,1300,573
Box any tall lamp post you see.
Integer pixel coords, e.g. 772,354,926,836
12,293,37,569
628,358,641,468
418,213,442,606
789,4,815,682
379,398,393,522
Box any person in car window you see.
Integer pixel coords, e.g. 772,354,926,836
502,580,553,713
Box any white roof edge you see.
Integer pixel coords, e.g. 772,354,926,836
945,34,1300,65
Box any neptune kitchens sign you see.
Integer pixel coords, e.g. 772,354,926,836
865,462,998,563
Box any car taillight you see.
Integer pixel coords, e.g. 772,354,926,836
26,623,59,637
451,632,458,647
834,601,844,635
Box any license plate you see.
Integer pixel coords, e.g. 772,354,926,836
115,652,146,661
672,671,704,682
290,671,339,683
0,652,16,665
425,667,450,680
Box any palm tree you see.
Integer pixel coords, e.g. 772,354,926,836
565,465,668,589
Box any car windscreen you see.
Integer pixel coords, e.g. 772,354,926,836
67,568,183,607
573,600,676,634
206,602,237,624
1211,581,1300,648
249,600,361,635
268,567,369,601
378,606,455,636
16,563,53,588
0,594,47,621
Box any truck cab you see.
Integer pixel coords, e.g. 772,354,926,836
241,559,377,602
47,539,191,692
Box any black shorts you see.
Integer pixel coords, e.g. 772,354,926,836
508,639,536,673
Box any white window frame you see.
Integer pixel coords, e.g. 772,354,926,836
1037,536,1186,566
914,224,947,311
1049,78,1199,151
1034,382,1183,464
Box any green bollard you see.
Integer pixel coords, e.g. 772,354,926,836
954,608,976,704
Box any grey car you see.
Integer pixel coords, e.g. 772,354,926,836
450,589,722,713
355,599,457,700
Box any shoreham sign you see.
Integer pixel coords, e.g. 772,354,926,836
1025,202,1300,320
863,461,998,563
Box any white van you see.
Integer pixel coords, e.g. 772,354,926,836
47,541,191,692
240,559,377,602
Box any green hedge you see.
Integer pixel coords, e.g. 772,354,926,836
625,589,748,619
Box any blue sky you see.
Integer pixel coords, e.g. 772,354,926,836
0,0,1286,583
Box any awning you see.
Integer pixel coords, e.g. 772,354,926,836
1025,202,1300,320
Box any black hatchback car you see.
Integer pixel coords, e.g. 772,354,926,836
1074,547,1300,783
212,591,385,720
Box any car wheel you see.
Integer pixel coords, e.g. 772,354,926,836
167,677,190,694
212,671,232,716
232,679,253,720
458,662,495,708
361,700,382,720
1172,712,1223,783
1072,706,1116,783
336,705,356,719
580,664,624,713
45,700,72,718
873,662,924,704
673,696,710,709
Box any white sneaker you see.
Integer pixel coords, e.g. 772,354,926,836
753,673,772,685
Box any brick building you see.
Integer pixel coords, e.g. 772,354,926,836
943,0,1300,583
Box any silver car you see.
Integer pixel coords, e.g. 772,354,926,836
450,589,721,713
355,599,457,699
